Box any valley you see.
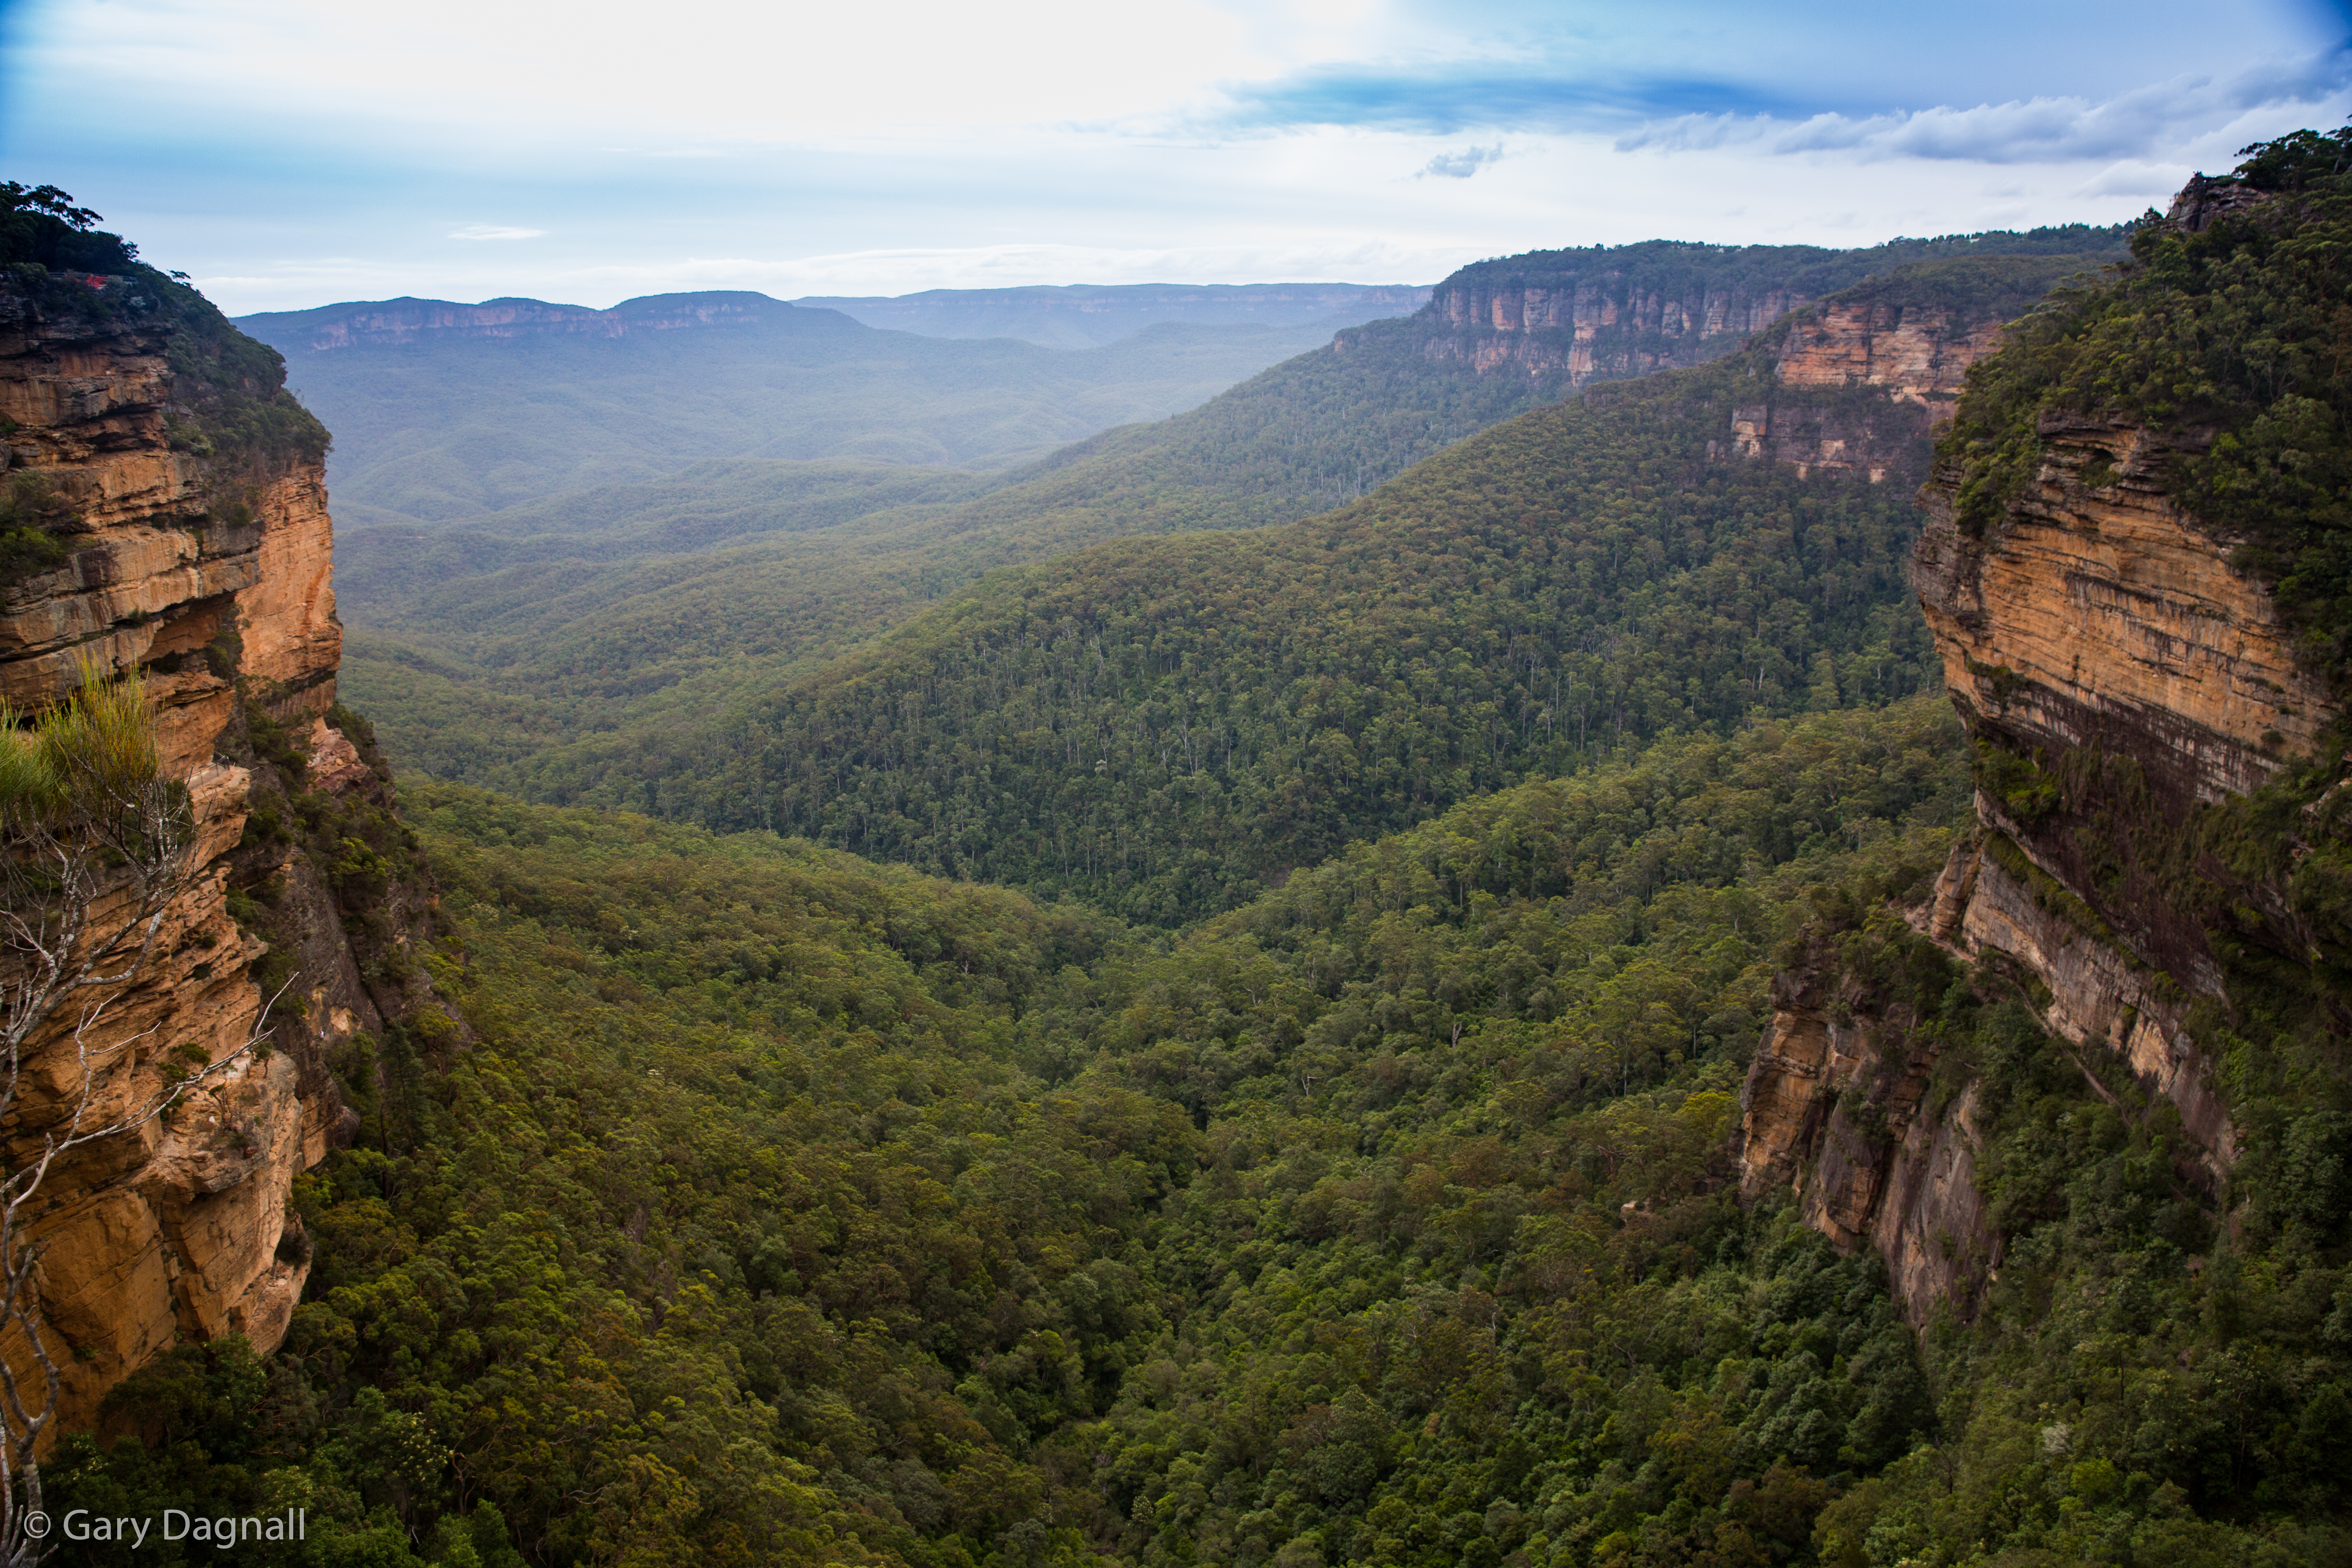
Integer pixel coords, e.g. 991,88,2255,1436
0,131,2347,1568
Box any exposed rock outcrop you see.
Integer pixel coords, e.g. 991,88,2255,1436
1737,230,2332,1326
1773,303,2005,417
1737,964,1992,1330
0,272,433,1438
1384,243,2117,403
1913,415,2328,805
1419,269,1804,385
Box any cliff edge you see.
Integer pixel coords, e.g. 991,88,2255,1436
0,261,441,1438
1737,148,2352,1327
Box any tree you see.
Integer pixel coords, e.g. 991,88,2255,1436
0,667,274,1566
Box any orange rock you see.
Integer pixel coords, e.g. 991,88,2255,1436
1915,416,2329,804
0,280,363,1441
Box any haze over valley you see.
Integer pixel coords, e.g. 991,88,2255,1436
3,4,2352,1566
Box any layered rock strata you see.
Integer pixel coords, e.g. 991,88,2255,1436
1914,416,2327,804
1737,964,1993,1330
0,274,423,1437
1739,350,2326,1326
1419,272,1806,385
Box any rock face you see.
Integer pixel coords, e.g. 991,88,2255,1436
1737,964,1992,1330
1713,292,2024,485
1914,416,2328,805
1393,242,2115,399
0,274,427,1440
1737,277,2328,1326
1419,265,1805,385
1774,303,2006,415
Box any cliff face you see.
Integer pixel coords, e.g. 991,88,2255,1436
1913,416,2327,804
1418,272,1804,385
1712,294,2022,485
0,273,432,1438
1737,306,2332,1327
1386,242,2120,401
1773,302,2005,414
1737,962,1992,1330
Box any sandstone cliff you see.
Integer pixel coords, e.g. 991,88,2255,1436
0,269,439,1438
1734,214,2339,1327
1378,243,2117,401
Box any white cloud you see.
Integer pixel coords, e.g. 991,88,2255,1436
1619,52,2352,166
448,225,547,241
1419,144,1503,178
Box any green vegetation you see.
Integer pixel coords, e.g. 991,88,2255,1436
241,309,1392,525
597,341,1944,926
47,693,2352,1564
332,241,2117,803
32,167,2352,1568
1943,127,2352,677
1766,898,2352,1568
2,184,326,477
47,698,1977,1567
0,470,86,588
0,182,140,275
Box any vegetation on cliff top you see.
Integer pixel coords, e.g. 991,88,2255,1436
1940,128,2352,684
1,182,327,477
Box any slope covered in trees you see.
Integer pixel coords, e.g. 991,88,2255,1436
34,154,2352,1568
53,694,2352,1565
535,303,1981,925
49,701,1971,1566
331,237,2121,795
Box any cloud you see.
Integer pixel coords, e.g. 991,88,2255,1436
1419,143,1504,178
448,224,547,241
1617,50,2352,165
1220,64,1794,136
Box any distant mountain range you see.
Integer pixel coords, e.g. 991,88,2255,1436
238,281,1430,354
234,292,1400,523
793,281,1433,350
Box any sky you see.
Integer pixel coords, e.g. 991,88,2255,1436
2,0,2349,314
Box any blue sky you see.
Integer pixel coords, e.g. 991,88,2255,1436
2,0,2347,313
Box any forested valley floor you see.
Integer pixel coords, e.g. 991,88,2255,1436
39,154,2352,1568
54,695,2349,1568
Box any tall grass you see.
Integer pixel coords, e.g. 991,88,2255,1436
0,657,160,820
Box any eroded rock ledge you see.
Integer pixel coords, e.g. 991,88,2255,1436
1740,396,2328,1325
0,274,437,1438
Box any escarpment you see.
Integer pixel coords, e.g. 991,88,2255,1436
0,270,443,1439
1386,239,2120,395
1738,176,2351,1327
1914,418,2327,805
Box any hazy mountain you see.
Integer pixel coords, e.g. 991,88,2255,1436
234,293,1376,525
793,281,1430,349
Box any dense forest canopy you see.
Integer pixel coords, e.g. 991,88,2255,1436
329,238,2118,806
599,318,1967,925
53,694,2352,1567
27,139,2352,1568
